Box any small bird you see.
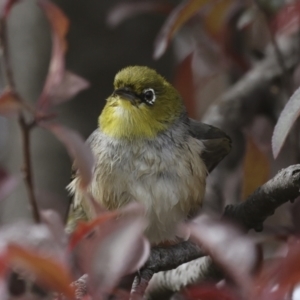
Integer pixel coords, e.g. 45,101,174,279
67,66,231,245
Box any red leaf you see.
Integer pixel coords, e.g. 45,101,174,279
37,0,69,111
41,210,66,246
69,202,145,251
253,239,300,300
7,244,75,299
107,1,173,28
173,54,197,118
43,122,95,189
271,0,300,36
272,86,300,158
47,71,90,105
0,90,22,117
183,284,238,300
80,213,149,297
187,215,257,291
68,210,119,251
153,0,218,59
0,253,9,278
0,168,19,200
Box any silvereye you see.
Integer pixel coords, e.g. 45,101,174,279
67,66,231,244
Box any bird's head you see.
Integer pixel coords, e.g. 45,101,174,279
99,66,185,140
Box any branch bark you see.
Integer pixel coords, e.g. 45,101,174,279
130,241,205,298
224,164,300,231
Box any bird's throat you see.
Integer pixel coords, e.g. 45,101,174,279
99,102,169,140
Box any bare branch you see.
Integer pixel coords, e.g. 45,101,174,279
224,164,300,231
18,116,40,223
144,241,205,273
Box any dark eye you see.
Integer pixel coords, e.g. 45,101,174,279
142,88,156,105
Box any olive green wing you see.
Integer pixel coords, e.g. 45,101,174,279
189,118,232,173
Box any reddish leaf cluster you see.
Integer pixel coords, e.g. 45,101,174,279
0,204,149,299
181,219,300,300
1,0,300,299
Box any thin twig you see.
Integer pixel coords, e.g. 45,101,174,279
19,115,40,223
0,16,40,223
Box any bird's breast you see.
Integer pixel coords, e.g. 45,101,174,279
72,130,207,244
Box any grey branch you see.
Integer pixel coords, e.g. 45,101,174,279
144,241,205,273
130,241,205,299
145,164,300,298
224,164,300,231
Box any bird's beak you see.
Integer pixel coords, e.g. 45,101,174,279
114,87,138,105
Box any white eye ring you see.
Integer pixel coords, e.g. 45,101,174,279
142,88,156,105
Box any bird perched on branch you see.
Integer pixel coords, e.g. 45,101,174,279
67,66,231,244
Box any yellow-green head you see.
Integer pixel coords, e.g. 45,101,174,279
99,66,185,140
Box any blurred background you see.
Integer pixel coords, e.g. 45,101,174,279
0,0,299,234
0,0,176,222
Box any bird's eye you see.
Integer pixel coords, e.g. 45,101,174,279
142,88,156,106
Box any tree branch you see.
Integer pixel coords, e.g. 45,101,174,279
130,241,205,298
145,164,300,298
224,164,300,231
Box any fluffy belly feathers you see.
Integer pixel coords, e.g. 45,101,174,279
69,133,207,244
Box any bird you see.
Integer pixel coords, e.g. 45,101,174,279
67,66,231,245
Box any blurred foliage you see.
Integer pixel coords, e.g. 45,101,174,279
0,0,300,299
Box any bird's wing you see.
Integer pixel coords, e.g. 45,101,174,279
188,118,232,173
